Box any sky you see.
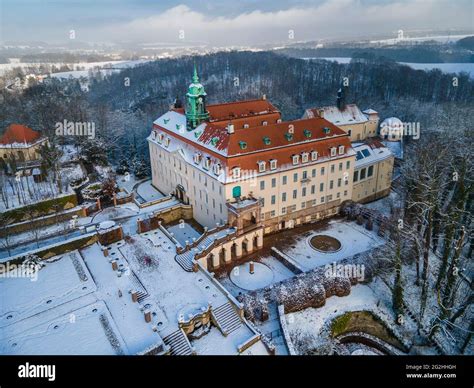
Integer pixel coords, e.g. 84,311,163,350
1,0,473,46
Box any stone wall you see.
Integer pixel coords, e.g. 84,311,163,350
1,193,78,224
1,206,86,236
137,204,193,233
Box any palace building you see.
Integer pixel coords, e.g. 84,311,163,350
148,67,393,234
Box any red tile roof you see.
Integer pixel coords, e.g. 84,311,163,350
227,117,348,156
0,124,42,145
173,98,280,124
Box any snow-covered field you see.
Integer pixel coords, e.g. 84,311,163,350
304,57,474,78
0,59,150,77
400,62,474,78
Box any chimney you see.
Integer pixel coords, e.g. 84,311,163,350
111,260,118,271
227,123,235,134
318,109,325,119
131,290,138,303
249,261,255,274
262,94,266,100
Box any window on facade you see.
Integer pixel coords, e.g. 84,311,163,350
271,195,276,205
321,167,325,175
320,182,324,192
331,164,335,173
301,202,306,209
203,157,211,170
327,194,333,201
338,178,342,187
282,175,287,185
337,192,340,198
353,170,359,182
346,161,350,169
272,178,276,188
344,190,348,196
302,187,307,197
312,168,316,178
293,173,298,182
339,162,343,171
293,190,297,199
321,196,325,203
360,168,366,180
368,165,374,177
311,185,315,194
330,180,334,190
260,181,265,190
233,167,241,179
281,207,287,215
270,210,276,217
302,171,308,180
282,192,287,202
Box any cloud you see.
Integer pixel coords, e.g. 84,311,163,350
2,0,472,45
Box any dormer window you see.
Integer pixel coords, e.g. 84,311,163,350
243,123,249,129
157,133,164,144
263,136,271,145
301,152,309,163
213,163,222,176
239,141,247,150
303,129,312,138
292,155,300,165
203,157,211,170
270,159,277,170
193,153,202,164
338,145,345,155
311,151,318,161
330,147,337,157
277,119,282,124
211,137,219,146
262,121,268,126
285,133,293,141
233,167,241,179
258,161,266,172
323,127,331,135
164,137,170,148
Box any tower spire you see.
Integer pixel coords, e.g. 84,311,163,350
192,62,199,84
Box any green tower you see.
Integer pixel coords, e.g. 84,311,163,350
185,64,209,130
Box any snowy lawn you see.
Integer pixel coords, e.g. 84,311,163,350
284,220,385,271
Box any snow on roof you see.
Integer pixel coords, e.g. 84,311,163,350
353,142,393,169
362,108,378,115
312,104,369,126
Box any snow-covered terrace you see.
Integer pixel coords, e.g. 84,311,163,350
279,220,385,272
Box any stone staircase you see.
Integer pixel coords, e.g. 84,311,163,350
129,271,149,303
211,302,243,336
163,329,194,356
175,250,195,272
